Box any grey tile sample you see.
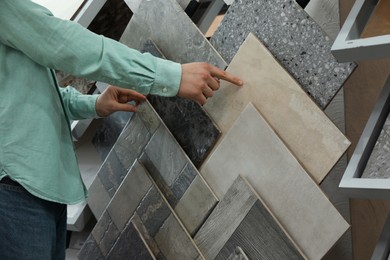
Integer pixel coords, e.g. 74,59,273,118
92,111,132,160
362,114,390,179
216,200,305,260
227,247,249,260
120,0,227,69
210,0,356,109
195,176,304,260
106,221,155,260
141,39,221,168
90,211,120,257
140,122,218,235
78,236,104,260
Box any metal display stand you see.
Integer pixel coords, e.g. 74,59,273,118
339,75,390,199
331,0,390,62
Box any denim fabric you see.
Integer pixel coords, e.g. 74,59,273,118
0,181,67,260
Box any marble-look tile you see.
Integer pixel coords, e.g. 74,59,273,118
120,0,227,69
362,115,390,179
210,0,356,109
227,247,249,260
203,33,350,184
106,221,156,260
140,39,221,168
92,111,132,161
201,103,349,259
78,236,104,260
91,211,120,257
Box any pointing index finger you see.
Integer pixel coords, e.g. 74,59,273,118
210,66,243,86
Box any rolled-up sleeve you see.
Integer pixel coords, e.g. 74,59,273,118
0,0,181,97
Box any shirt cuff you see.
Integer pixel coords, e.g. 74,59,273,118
151,58,182,97
76,94,100,118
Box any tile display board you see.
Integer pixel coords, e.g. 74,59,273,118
77,0,353,258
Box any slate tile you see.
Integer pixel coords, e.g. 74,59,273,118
78,236,104,260
91,211,120,257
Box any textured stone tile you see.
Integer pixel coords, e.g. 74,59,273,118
97,149,127,198
140,38,221,169
87,175,111,219
91,211,120,257
204,33,350,184
107,161,153,231
171,162,198,200
154,214,201,259
174,175,217,236
226,247,249,260
135,186,171,237
78,236,104,260
210,0,356,109
106,221,155,260
201,103,349,259
120,0,227,69
56,72,96,94
142,124,188,187
92,111,132,160
362,115,390,179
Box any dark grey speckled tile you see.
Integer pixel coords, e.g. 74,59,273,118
210,0,356,109
78,236,104,260
141,39,221,168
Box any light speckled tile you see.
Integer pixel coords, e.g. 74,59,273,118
195,176,304,260
120,0,227,69
362,115,390,179
210,0,355,109
203,33,350,184
201,103,349,259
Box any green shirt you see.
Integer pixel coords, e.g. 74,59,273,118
0,0,182,204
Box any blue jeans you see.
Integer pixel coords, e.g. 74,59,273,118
0,179,67,260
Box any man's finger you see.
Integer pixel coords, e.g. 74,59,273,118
209,66,243,86
116,87,147,101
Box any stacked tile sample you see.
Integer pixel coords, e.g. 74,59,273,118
87,101,218,236
201,103,349,259
139,40,221,168
362,115,390,179
226,247,249,260
210,0,356,109
120,0,226,69
204,33,350,184
80,160,203,259
194,176,305,259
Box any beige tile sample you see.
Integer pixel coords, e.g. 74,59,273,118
201,103,349,259
203,33,350,184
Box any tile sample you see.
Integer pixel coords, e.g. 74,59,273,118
91,211,120,257
106,221,156,260
78,236,104,260
87,102,158,220
226,247,249,260
124,0,190,13
203,33,350,184
362,114,390,179
305,0,340,40
140,122,218,235
92,111,132,161
141,39,221,168
210,0,356,109
201,103,349,259
120,0,227,69
195,176,304,260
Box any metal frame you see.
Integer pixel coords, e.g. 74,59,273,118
339,75,390,199
331,0,390,62
371,211,390,260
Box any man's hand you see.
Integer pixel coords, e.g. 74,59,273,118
96,85,147,117
179,62,243,105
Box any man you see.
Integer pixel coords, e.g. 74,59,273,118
0,0,242,259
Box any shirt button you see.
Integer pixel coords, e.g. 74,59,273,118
162,87,168,93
